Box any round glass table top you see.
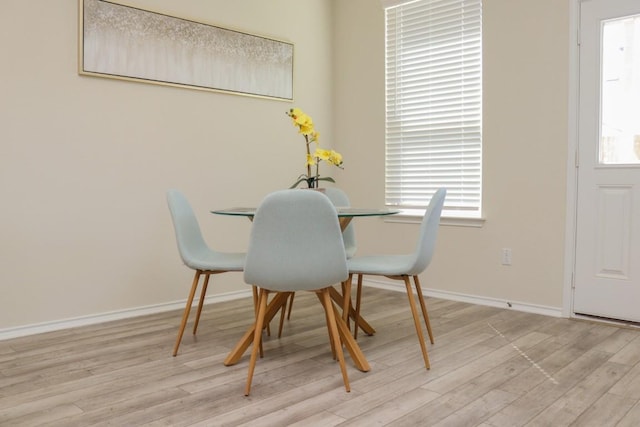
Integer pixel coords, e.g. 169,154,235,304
211,207,399,218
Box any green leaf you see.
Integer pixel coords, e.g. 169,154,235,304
288,177,308,189
317,177,336,183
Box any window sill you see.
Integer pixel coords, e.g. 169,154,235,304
384,210,486,228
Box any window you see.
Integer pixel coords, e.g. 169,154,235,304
600,15,640,165
384,0,482,218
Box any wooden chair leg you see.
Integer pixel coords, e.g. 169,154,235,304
320,291,337,360
404,276,431,370
192,273,210,335
251,286,264,358
413,275,434,344
287,292,295,320
252,285,258,308
354,274,363,339
277,292,290,338
245,288,269,396
342,275,352,325
276,292,294,338
252,286,272,337
172,270,201,356
320,289,350,392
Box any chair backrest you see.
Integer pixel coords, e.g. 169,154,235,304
244,189,348,292
166,189,210,269
407,188,447,275
324,187,357,258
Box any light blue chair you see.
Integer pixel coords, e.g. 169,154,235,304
167,189,245,356
324,187,357,258
243,189,350,396
281,187,357,327
347,188,447,370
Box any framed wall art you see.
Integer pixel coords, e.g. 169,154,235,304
79,0,294,100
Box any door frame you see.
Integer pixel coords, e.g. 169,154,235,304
566,0,640,321
563,0,581,318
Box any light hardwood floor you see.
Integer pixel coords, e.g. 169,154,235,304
1,287,640,426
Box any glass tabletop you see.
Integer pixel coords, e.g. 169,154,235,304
211,207,399,218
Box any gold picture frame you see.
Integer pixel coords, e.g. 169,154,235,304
78,0,294,101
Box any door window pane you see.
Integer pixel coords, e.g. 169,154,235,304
600,15,640,164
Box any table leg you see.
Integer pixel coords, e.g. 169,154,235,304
328,287,376,336
316,292,370,372
223,292,290,366
339,217,354,232
225,290,370,373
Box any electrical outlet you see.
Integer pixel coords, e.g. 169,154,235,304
501,248,512,265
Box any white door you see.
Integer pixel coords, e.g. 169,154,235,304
574,0,640,322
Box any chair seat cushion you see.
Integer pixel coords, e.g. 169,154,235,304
347,254,417,276
185,250,246,272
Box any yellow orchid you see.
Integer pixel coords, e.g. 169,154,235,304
314,148,343,167
309,130,319,143
315,148,331,161
328,150,343,167
288,108,315,135
286,108,344,189
306,154,316,166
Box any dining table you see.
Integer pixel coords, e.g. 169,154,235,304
211,204,399,372
212,206,398,232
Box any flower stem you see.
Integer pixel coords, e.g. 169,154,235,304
305,135,313,188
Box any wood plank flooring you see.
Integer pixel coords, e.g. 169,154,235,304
1,287,640,426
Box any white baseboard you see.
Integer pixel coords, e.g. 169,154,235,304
363,278,563,318
1,279,563,341
0,289,253,341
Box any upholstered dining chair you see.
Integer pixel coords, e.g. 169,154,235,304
243,189,350,396
280,187,357,329
167,189,245,357
324,187,357,258
347,188,446,370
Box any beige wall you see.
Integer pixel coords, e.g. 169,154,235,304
0,0,571,332
0,0,334,329
332,0,570,309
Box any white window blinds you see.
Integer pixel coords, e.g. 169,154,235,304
384,0,482,217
